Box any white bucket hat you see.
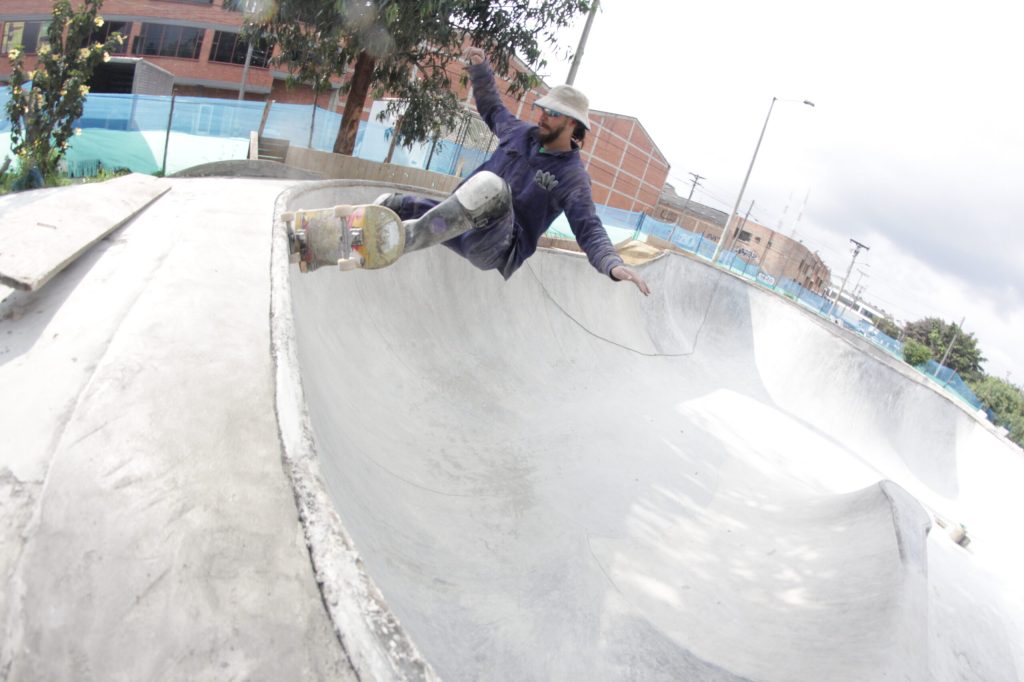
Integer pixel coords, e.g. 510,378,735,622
535,85,591,130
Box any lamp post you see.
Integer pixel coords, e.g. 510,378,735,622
710,96,815,264
567,0,599,85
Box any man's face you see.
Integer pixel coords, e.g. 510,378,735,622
537,108,570,146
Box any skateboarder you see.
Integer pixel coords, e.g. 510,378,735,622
375,47,651,296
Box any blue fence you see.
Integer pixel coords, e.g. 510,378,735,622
0,89,994,421
1,90,494,178
587,201,990,416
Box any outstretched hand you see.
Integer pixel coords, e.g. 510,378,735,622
611,265,651,296
463,47,485,66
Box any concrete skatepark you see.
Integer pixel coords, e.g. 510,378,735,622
1,173,1023,680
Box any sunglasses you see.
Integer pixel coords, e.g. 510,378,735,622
536,106,564,118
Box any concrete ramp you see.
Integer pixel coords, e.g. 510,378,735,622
2,177,1020,679
274,183,1024,680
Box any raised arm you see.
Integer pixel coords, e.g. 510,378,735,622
462,47,521,138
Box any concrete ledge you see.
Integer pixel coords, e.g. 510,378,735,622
269,180,442,682
284,147,460,194
0,173,170,291
172,159,323,180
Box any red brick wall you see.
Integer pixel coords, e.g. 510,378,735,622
2,0,671,212
580,112,669,213
1,0,277,95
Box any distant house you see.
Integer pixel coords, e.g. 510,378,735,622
654,184,831,293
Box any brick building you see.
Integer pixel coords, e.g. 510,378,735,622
582,113,667,212
655,183,731,240
1,0,670,212
655,184,830,292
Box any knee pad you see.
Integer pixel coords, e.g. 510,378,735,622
454,171,512,227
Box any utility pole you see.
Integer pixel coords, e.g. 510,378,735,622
710,96,814,264
567,0,600,85
827,239,870,318
850,268,869,314
939,316,966,369
669,172,704,246
727,199,756,254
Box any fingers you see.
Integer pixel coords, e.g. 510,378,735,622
463,47,485,65
611,265,651,296
628,272,651,296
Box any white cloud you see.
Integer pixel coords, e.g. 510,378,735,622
541,0,1023,383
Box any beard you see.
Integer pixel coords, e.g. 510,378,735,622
537,119,568,146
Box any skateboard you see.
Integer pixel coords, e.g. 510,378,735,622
282,204,406,272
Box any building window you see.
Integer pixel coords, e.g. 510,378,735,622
735,229,752,243
2,21,51,54
132,23,204,60
223,0,262,11
209,31,272,67
90,20,132,55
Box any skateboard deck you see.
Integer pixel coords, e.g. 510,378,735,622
283,204,405,272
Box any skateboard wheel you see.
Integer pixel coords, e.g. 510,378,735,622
281,211,295,222
337,255,364,271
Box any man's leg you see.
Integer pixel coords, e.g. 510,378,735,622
379,172,514,262
441,207,515,273
375,193,439,221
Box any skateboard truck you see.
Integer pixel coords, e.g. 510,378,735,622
282,202,405,272
334,206,364,271
282,209,365,272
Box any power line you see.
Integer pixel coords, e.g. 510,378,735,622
827,239,870,317
669,172,705,244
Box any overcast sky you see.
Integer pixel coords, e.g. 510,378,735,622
538,0,1022,384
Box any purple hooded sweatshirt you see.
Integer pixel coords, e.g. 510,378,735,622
451,61,624,280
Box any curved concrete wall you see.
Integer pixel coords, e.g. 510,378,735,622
275,182,1024,681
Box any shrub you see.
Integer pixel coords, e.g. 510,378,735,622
903,339,932,367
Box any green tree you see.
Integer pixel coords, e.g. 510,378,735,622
902,339,932,367
5,0,124,185
1006,415,1024,448
237,0,589,156
970,375,1024,447
971,375,1023,416
903,317,985,382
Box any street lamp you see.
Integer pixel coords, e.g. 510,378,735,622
710,96,815,264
